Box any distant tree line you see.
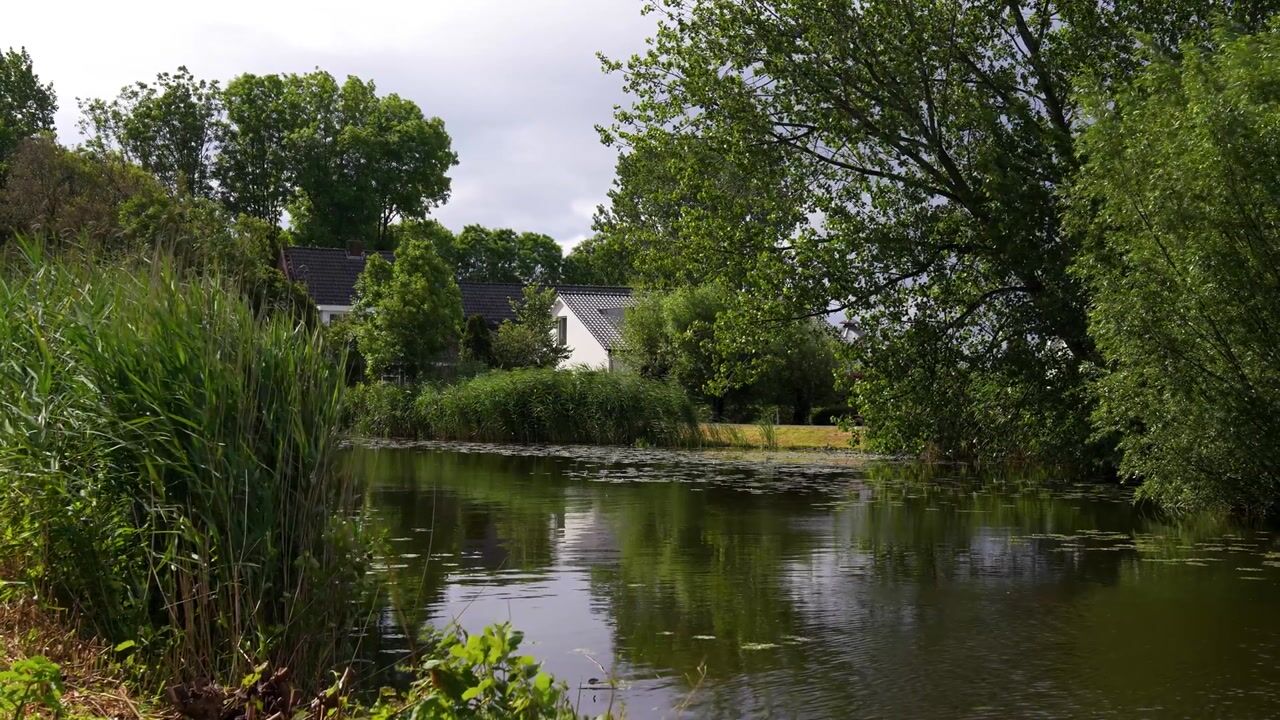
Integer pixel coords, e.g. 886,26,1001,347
0,50,631,294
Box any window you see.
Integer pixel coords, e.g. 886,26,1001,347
556,316,568,347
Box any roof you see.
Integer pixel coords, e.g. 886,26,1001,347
458,282,523,326
280,246,394,306
280,247,631,332
557,286,634,351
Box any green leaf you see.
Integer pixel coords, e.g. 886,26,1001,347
534,672,552,691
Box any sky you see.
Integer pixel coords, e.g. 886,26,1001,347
3,0,658,249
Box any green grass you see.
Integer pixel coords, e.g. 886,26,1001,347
0,242,363,690
701,423,860,450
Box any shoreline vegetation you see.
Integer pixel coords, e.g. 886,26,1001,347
0,247,592,720
344,373,861,451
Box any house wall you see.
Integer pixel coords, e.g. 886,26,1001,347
317,304,352,325
551,298,611,369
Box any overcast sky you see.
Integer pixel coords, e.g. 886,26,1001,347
4,0,657,249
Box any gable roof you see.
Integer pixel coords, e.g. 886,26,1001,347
280,247,633,334
280,246,394,306
557,286,634,351
459,282,524,326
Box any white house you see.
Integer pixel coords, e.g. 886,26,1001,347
280,244,634,370
550,286,634,370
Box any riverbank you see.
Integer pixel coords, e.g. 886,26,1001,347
0,251,586,720
0,594,144,719
700,423,861,450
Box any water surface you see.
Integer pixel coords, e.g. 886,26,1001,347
352,444,1280,719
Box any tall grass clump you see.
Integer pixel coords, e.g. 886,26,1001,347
345,382,421,439
0,243,364,689
420,368,698,446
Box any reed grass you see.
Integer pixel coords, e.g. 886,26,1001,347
348,369,700,446
0,242,364,690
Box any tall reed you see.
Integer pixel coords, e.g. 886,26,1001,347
353,368,700,446
0,243,364,688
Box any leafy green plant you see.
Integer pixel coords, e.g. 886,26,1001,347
373,624,578,720
1070,28,1280,516
419,369,698,446
0,657,63,720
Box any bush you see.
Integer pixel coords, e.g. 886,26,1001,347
346,382,421,438
426,369,698,445
0,244,364,689
351,369,699,446
810,405,858,426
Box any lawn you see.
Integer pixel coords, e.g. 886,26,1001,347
701,423,860,450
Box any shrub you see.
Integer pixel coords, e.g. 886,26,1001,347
0,243,364,688
346,382,420,439
353,369,699,446
373,623,579,720
430,369,698,445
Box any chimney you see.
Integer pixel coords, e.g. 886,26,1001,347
346,240,364,258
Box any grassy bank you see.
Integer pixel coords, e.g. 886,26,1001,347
701,423,861,451
0,246,592,719
348,368,701,446
0,245,362,688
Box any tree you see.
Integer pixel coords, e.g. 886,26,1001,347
621,284,748,418
352,237,462,378
602,0,1279,463
513,231,563,285
0,136,160,245
491,286,570,369
80,67,224,197
561,232,635,285
460,314,495,365
450,225,564,284
286,73,456,248
0,47,56,174
1070,29,1280,516
390,217,456,256
216,73,302,223
761,321,842,425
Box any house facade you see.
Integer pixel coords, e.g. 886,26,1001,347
279,244,633,370
550,286,634,370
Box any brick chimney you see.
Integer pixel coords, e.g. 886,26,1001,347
346,240,364,258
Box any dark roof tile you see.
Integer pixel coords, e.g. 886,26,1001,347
281,247,632,333
558,288,634,351
280,246,393,306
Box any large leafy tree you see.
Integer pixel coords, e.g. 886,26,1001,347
216,73,303,223
286,73,456,248
0,47,56,174
1070,29,1280,516
352,236,462,378
80,67,224,198
603,0,1279,463
450,224,564,284
80,67,457,247
561,232,636,285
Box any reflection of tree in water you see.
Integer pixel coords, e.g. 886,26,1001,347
586,482,833,679
347,448,569,657
340,447,1280,718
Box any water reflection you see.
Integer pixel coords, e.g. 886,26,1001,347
350,445,1280,719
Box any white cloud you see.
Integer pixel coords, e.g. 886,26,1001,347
3,0,655,243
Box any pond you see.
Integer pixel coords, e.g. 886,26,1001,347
350,443,1280,719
